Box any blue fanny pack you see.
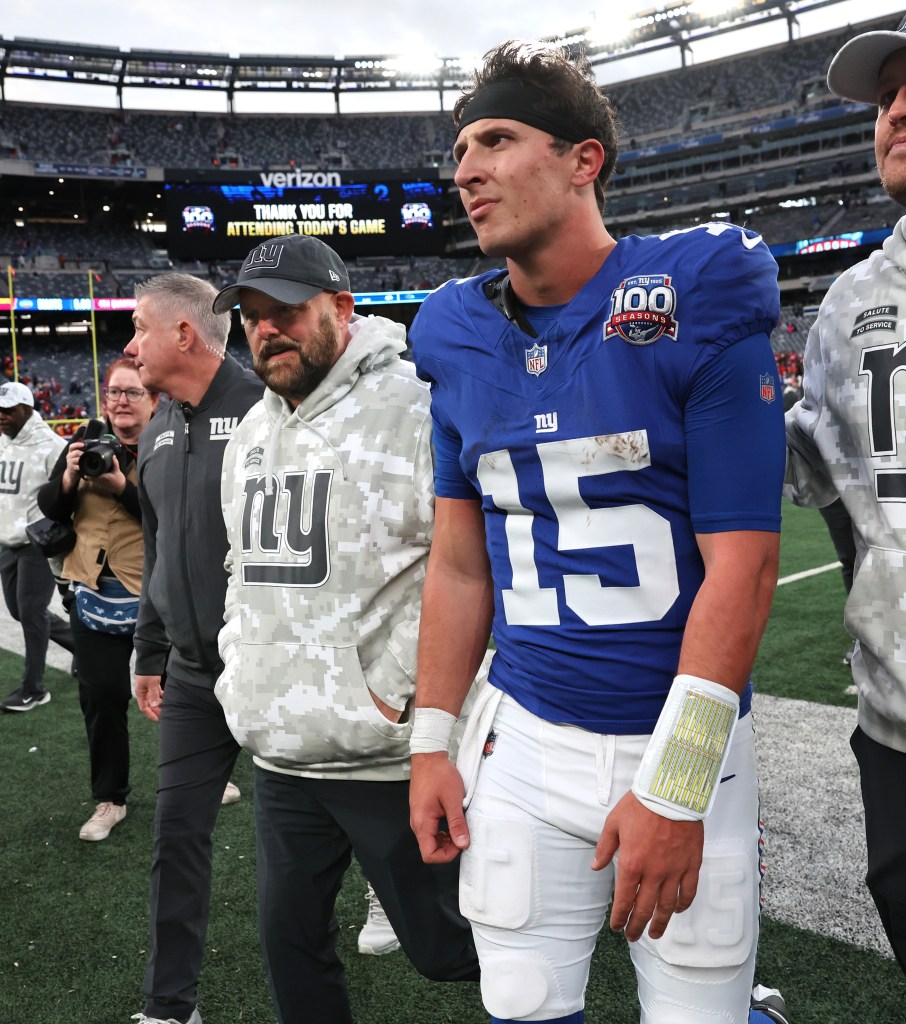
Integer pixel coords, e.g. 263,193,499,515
74,575,139,635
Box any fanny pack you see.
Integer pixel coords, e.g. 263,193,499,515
74,575,139,635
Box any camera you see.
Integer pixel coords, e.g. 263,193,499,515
81,434,126,477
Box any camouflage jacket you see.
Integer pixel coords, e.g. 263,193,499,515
216,314,434,780
785,215,906,753
0,413,66,549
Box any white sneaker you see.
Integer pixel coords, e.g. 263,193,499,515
357,883,401,955
130,1009,202,1024
79,802,127,841
221,781,241,805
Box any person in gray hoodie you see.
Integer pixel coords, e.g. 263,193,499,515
212,235,479,1024
0,380,73,711
786,18,906,975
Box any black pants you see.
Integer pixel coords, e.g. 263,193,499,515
69,602,133,805
851,726,906,975
255,766,479,1024
0,543,73,694
142,676,241,1022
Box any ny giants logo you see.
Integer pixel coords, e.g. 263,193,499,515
240,469,333,587
244,243,283,271
605,274,679,346
0,458,23,494
210,416,239,441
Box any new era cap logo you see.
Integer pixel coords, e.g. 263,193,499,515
245,243,283,270
329,270,340,282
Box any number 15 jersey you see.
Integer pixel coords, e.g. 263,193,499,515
410,223,785,734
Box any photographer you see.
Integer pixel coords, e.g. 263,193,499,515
38,357,159,842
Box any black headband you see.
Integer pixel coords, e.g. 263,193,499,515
455,79,594,144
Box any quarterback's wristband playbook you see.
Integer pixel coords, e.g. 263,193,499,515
409,706,458,755
632,674,739,822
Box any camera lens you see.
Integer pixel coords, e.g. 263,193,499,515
81,445,115,477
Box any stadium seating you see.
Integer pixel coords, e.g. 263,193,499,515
2,9,903,384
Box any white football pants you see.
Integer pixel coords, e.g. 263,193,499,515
458,693,761,1023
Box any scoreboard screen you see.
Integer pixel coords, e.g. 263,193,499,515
165,178,446,261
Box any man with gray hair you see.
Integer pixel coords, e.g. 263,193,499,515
124,273,263,1024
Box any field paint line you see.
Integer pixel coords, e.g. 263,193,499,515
777,561,841,586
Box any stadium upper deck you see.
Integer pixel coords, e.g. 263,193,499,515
0,9,901,340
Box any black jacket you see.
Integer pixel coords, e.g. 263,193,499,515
134,354,263,687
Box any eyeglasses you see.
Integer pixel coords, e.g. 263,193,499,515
104,387,147,403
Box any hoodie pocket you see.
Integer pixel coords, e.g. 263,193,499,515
217,640,411,771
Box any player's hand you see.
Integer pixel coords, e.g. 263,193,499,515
135,674,164,722
409,751,470,864
594,789,703,942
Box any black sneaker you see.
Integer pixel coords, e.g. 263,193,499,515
751,985,790,1024
1,689,51,712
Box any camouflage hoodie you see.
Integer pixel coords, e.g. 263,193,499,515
216,314,434,780
786,215,906,754
0,412,66,549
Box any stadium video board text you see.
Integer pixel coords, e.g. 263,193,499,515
165,178,446,261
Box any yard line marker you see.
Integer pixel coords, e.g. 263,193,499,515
777,561,841,586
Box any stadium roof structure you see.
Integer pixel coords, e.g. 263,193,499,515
0,0,854,113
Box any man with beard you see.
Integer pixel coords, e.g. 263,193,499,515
210,235,479,1024
785,17,906,976
124,273,262,1024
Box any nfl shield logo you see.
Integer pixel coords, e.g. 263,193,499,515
760,373,776,403
525,344,548,376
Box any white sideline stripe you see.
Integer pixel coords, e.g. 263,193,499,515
777,561,841,586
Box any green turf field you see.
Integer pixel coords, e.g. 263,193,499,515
1,501,904,1023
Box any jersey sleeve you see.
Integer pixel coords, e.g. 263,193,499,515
687,224,780,354
430,402,478,498
686,331,785,533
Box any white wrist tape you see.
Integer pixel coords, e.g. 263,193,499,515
632,674,739,822
410,707,457,755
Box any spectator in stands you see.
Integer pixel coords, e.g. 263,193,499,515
786,18,906,976
124,273,262,1024
0,380,74,711
37,357,159,842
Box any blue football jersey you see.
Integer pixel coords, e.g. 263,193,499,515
411,223,785,733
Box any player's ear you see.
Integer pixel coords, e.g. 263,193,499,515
572,139,606,189
332,291,355,329
175,319,194,354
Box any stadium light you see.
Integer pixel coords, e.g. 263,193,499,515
587,11,639,49
383,54,444,77
690,0,740,18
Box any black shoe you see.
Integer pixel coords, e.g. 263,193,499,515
751,985,790,1024
1,688,51,712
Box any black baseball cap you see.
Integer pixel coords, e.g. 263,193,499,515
212,234,351,313
827,14,906,105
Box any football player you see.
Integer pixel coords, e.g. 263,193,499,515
407,40,788,1024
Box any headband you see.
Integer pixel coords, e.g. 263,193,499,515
455,79,595,144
